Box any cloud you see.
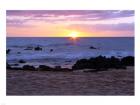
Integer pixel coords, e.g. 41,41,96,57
93,23,134,31
6,10,134,36
67,23,134,36
7,10,134,25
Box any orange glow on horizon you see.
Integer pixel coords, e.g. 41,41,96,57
7,26,134,37
68,31,79,39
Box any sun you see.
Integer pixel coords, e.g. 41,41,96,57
68,31,79,39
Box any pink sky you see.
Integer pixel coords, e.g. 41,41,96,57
6,10,134,37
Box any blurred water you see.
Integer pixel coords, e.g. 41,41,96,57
6,37,134,68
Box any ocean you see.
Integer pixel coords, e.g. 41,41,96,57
6,37,134,68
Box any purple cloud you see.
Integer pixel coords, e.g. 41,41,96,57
6,10,134,36
7,10,134,21
67,23,134,35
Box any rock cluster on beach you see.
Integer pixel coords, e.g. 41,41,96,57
72,56,134,72
7,56,134,72
23,65,36,70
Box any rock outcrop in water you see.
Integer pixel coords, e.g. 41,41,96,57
34,46,42,51
6,49,11,54
18,59,26,63
24,46,42,51
89,46,97,49
50,49,53,52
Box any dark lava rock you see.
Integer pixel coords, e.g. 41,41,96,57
72,56,131,71
38,65,72,72
6,49,11,54
121,56,134,66
106,56,125,69
50,49,53,52
89,46,97,49
7,63,11,69
72,59,89,70
34,46,42,51
18,59,26,63
38,65,52,71
23,65,36,71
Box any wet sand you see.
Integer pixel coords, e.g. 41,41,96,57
7,67,134,95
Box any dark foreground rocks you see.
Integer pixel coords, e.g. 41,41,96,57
38,65,52,71
72,56,134,72
7,64,72,72
121,56,134,66
23,65,36,71
38,65,72,72
7,56,134,72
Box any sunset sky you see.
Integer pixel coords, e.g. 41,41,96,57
6,10,134,37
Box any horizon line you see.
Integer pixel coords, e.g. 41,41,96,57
6,36,134,38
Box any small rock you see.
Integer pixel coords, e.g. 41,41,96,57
6,49,11,54
19,59,26,63
50,49,53,52
34,46,42,51
89,46,97,49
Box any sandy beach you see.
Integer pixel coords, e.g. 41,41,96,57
7,66,134,95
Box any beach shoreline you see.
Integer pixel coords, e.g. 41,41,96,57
7,66,134,95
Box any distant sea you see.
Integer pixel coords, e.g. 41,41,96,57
7,37,134,68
